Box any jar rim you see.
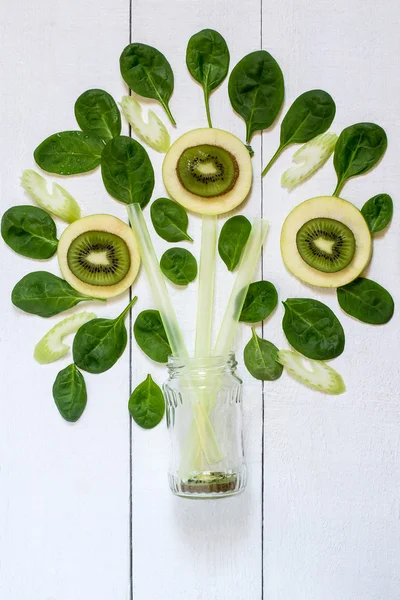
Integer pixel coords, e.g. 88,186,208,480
167,352,236,370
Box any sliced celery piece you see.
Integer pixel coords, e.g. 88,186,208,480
120,96,170,153
277,350,345,394
34,311,96,364
21,169,81,223
281,132,337,190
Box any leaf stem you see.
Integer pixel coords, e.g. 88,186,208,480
261,145,284,177
245,123,252,146
118,296,138,321
162,101,176,126
204,88,212,128
333,179,344,197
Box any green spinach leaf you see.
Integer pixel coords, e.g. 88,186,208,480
150,197,192,242
218,215,251,271
337,277,394,324
101,135,154,208
262,89,335,176
12,271,103,318
34,131,105,175
228,50,284,144
1,205,58,259
129,374,165,429
244,329,283,381
160,248,197,286
282,298,345,360
73,297,137,374
361,193,393,233
333,123,387,196
120,43,176,125
239,280,278,323
75,89,121,141
134,309,172,363
52,364,87,422
186,29,230,128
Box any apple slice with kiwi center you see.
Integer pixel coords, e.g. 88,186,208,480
281,196,372,288
58,214,140,299
162,128,252,215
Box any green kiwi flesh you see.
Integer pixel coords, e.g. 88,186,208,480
67,231,131,286
296,217,355,273
177,144,239,198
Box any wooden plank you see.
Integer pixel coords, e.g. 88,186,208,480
0,2,132,599
262,1,400,598
129,2,264,599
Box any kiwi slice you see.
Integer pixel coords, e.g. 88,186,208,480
180,472,238,495
280,196,372,288
177,144,239,198
162,128,252,215
58,214,141,299
67,231,131,286
296,217,355,273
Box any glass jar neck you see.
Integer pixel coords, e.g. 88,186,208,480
167,353,237,378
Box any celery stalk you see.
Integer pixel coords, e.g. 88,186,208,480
127,204,222,466
193,215,218,472
195,215,217,358
127,203,188,357
179,218,269,479
214,218,269,356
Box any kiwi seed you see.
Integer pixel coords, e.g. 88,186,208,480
296,217,356,273
176,144,239,198
67,231,131,286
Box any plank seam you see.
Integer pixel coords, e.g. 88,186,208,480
260,0,265,598
128,2,134,600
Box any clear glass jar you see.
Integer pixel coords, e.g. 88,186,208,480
163,353,247,499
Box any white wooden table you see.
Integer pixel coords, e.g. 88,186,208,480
1,1,400,598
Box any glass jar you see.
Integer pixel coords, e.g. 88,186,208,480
163,353,247,499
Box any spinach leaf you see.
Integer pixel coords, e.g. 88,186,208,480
1,205,58,259
73,297,137,374
150,197,193,242
74,89,121,141
129,374,165,429
333,123,387,196
262,90,335,176
228,50,284,144
101,135,154,208
134,309,172,363
218,215,251,271
52,364,87,422
160,248,197,286
186,29,230,128
120,43,176,125
244,329,283,381
361,193,393,233
34,131,105,175
337,277,394,325
282,298,345,360
12,271,103,318
239,280,278,323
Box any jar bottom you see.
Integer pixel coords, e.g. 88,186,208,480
169,466,247,499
